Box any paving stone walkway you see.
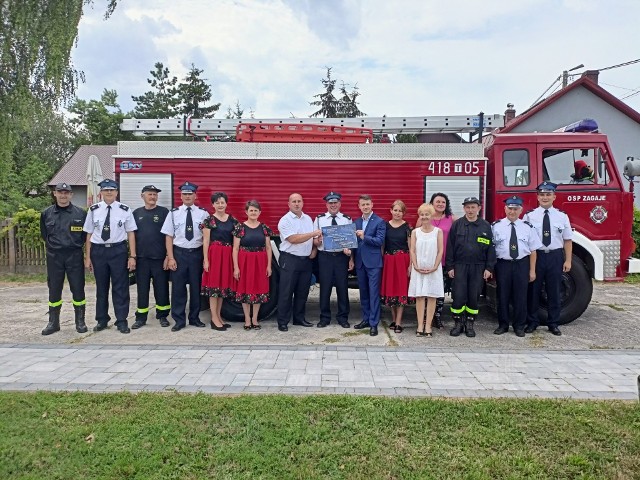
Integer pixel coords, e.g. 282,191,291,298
1,344,638,400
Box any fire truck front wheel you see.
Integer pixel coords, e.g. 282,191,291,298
216,260,280,322
537,254,592,325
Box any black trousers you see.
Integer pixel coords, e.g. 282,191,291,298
527,249,564,328
450,263,486,316
135,258,170,320
172,246,203,327
90,242,130,327
277,251,312,326
318,251,350,324
46,248,85,308
495,258,529,331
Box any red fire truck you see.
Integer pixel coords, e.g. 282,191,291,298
118,115,638,324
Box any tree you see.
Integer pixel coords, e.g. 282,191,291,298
178,64,220,118
68,89,134,146
0,0,119,214
309,68,341,118
132,62,181,118
225,100,245,119
309,67,365,118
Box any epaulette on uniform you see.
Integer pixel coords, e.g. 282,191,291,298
491,220,501,226
90,204,100,211
525,209,535,215
171,207,179,212
316,213,326,218
524,221,534,228
342,214,352,220
198,207,207,211
119,204,129,211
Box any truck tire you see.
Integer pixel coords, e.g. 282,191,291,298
219,259,280,322
536,254,592,325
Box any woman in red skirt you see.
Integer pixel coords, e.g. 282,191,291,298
380,200,413,333
232,200,273,330
201,192,238,331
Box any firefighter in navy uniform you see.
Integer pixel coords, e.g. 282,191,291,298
83,179,138,334
524,182,573,336
132,185,171,329
40,183,88,335
445,196,496,338
313,192,354,328
491,196,542,337
161,182,209,331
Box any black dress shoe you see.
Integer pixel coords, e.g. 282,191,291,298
338,322,350,329
159,317,170,327
278,325,288,332
293,320,314,327
493,327,509,335
117,325,131,334
524,325,536,334
190,320,206,328
549,326,562,336
370,326,378,336
316,321,330,328
353,321,369,330
93,323,108,332
131,320,146,329
171,324,184,332
514,330,525,337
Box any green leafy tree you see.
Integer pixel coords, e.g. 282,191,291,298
225,100,245,119
310,67,365,118
310,67,340,118
0,0,119,215
68,89,134,146
132,62,181,118
179,64,220,118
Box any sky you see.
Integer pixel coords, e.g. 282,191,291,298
72,0,640,121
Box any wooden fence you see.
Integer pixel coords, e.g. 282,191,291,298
0,219,47,274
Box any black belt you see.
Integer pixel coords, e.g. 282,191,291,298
92,241,126,248
498,257,527,263
539,249,561,254
174,246,201,253
319,250,344,257
280,251,309,259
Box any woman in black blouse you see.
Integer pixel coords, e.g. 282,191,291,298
201,192,238,331
232,200,273,330
380,200,413,333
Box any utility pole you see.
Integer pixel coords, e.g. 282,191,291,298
562,64,585,88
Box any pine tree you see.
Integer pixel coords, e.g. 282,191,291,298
179,64,220,118
131,62,181,118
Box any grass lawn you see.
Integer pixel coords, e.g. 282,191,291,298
1,392,638,479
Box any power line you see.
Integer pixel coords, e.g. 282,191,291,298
600,82,638,92
621,89,640,100
596,58,640,72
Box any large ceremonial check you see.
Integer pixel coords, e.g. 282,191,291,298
321,223,358,251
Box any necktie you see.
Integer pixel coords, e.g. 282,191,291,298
101,205,111,241
542,209,551,247
510,222,518,259
185,207,194,241
331,214,338,226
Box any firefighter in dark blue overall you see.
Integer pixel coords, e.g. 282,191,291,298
445,197,496,338
161,182,209,331
83,179,137,334
491,196,542,337
132,185,171,329
524,182,573,336
314,192,354,328
40,183,87,335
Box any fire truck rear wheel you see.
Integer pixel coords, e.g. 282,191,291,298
537,254,592,326
216,259,280,322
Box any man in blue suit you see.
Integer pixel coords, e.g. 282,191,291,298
353,194,386,336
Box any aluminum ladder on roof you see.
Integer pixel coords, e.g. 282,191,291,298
120,114,505,137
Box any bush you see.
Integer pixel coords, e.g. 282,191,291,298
633,206,640,258
2,208,43,249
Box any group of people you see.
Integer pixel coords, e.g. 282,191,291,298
40,179,572,338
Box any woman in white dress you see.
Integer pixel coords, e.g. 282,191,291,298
409,204,444,336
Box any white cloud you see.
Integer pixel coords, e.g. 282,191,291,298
72,0,640,119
